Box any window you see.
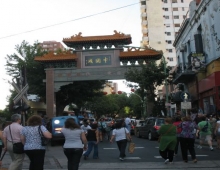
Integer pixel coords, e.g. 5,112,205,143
174,16,179,19
173,8,178,11
165,16,169,19
147,119,155,125
54,44,57,46
167,32,171,36
166,24,171,27
175,24,180,27
43,44,47,47
167,40,172,44
169,57,174,61
172,0,177,3
181,0,184,2
183,15,186,19
182,7,185,11
168,49,173,52
164,8,168,11
141,1,146,5
164,0,168,3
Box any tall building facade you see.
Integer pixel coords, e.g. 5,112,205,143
39,41,65,52
140,0,191,67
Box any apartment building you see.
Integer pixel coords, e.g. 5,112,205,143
39,41,65,52
140,0,191,67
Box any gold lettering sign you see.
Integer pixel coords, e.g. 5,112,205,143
85,55,111,66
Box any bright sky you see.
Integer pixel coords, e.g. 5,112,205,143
0,0,142,110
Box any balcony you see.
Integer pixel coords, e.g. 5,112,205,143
142,20,148,26
140,5,146,10
142,28,148,34
141,13,147,17
143,36,149,41
172,63,195,84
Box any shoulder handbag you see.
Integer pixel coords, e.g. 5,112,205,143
9,125,24,154
38,125,49,146
158,125,174,143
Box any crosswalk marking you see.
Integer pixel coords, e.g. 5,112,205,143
154,155,208,159
104,147,144,150
124,157,141,160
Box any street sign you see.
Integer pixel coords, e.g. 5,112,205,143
181,102,192,109
10,81,29,105
180,92,191,101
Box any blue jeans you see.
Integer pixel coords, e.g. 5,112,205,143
84,141,98,158
126,124,131,133
63,148,83,170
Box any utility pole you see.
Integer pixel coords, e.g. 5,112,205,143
162,55,169,116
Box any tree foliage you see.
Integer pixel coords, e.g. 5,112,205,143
5,40,47,100
85,93,142,118
124,60,168,116
56,80,106,116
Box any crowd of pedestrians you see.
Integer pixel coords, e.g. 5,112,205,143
158,111,220,165
1,112,219,170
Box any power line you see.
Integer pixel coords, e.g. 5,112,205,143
0,2,139,40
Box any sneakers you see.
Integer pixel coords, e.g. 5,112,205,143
197,145,202,149
210,147,214,151
119,157,124,161
164,159,169,164
193,159,197,163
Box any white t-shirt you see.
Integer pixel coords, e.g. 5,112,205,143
125,117,131,125
81,125,91,133
61,128,84,148
112,127,129,141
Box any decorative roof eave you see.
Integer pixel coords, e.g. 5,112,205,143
63,31,132,44
34,51,77,63
119,49,162,60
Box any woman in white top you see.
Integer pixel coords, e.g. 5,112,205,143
61,118,87,170
215,120,220,148
110,120,131,161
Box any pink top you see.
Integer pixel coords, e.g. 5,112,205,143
3,122,23,143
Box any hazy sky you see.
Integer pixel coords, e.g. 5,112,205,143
0,0,142,109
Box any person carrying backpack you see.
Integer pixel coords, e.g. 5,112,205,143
197,116,214,151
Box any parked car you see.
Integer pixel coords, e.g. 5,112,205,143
135,117,165,140
135,120,145,127
134,120,145,136
48,115,79,146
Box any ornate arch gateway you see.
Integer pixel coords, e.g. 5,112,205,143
35,31,162,118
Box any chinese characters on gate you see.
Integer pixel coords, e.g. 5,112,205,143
85,55,111,66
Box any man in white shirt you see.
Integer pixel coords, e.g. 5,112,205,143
81,120,91,135
125,116,131,133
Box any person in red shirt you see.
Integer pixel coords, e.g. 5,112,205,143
173,116,182,156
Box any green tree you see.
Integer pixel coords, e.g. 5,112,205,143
5,41,106,116
125,60,168,116
5,40,47,100
55,80,105,116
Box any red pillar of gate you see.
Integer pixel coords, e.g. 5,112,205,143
46,68,56,118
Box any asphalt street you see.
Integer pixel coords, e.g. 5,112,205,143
1,136,220,169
